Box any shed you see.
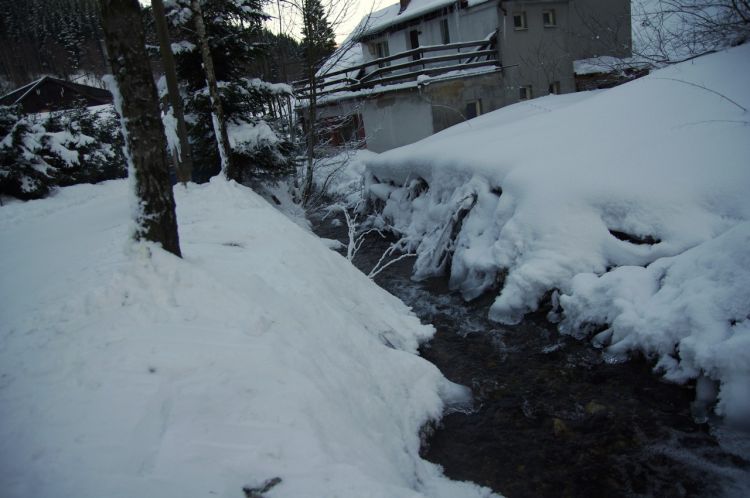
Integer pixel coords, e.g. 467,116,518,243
0,76,112,114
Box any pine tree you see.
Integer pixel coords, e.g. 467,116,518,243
165,0,295,183
301,0,336,72
300,0,336,204
0,0,107,85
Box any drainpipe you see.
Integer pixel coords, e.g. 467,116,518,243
399,0,410,13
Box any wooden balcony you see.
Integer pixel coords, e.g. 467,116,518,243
294,36,500,99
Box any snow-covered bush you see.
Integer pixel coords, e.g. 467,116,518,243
0,104,125,200
182,79,295,183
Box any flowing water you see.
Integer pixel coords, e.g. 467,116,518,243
313,215,750,498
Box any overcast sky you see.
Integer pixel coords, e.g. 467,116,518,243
139,0,390,44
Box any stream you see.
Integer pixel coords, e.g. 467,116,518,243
312,214,750,498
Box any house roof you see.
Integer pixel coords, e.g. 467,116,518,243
0,76,112,108
357,0,493,39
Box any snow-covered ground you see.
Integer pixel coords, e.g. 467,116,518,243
0,179,497,498
363,45,750,422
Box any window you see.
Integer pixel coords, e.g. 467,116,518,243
465,100,482,120
519,85,532,100
440,19,451,44
513,12,527,30
374,41,390,67
409,30,421,60
543,9,557,27
548,81,560,94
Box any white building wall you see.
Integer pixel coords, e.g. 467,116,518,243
361,92,433,153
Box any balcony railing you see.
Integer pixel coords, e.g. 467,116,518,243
294,36,500,99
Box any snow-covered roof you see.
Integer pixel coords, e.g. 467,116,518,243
358,0,493,39
316,42,364,79
0,76,112,112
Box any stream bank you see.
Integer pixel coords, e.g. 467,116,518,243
313,214,750,498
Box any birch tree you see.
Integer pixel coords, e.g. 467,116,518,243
190,0,237,181
152,0,194,183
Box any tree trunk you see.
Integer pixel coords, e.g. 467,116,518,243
302,73,316,206
100,0,181,257
152,0,194,184
190,0,237,181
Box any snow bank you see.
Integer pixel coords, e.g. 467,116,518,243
313,148,377,205
559,222,750,421
0,179,496,498
364,45,750,420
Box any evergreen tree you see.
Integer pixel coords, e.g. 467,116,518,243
165,0,295,183
301,0,336,72
0,104,126,200
0,0,107,86
299,0,336,204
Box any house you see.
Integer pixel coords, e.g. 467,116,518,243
0,76,112,114
297,0,632,152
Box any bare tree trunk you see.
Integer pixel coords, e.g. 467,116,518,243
190,0,237,181
152,0,194,184
302,71,316,206
100,0,181,257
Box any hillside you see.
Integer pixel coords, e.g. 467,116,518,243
0,179,497,498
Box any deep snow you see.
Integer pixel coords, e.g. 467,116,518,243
363,44,750,422
0,179,497,498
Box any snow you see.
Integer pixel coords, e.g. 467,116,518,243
313,149,377,205
359,0,492,38
315,65,500,106
573,56,649,75
162,107,181,159
170,40,196,54
0,178,498,498
227,119,280,150
362,45,750,421
559,222,750,421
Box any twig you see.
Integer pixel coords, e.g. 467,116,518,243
653,77,747,112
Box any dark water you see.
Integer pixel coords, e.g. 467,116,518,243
313,216,750,498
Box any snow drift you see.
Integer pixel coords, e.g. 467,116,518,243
363,45,750,421
0,179,496,498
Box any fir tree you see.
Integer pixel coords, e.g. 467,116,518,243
301,0,336,72
165,0,295,183
299,0,336,204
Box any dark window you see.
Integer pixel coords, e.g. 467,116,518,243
543,9,556,27
549,81,561,94
375,41,390,67
519,85,532,100
465,100,482,119
440,19,450,44
410,30,421,60
513,12,527,30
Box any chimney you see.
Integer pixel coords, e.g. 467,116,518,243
399,0,410,13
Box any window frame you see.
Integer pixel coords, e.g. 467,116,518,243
513,11,527,31
519,85,532,100
374,40,390,67
440,18,451,45
542,9,557,28
548,81,561,94
409,29,421,60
